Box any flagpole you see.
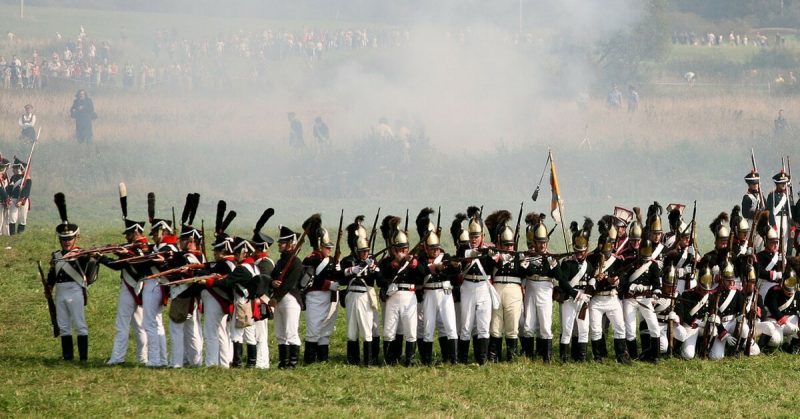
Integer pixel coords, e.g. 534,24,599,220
550,150,571,252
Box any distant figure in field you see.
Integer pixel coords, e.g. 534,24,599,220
627,85,639,113
606,84,622,109
19,104,36,143
288,112,304,149
774,109,788,139
312,116,329,148
70,89,96,144
684,72,696,85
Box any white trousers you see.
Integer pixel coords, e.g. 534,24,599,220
346,291,374,341
709,319,747,360
201,289,231,367
680,320,747,360
774,315,800,342
748,320,782,355
0,206,8,235
8,198,28,226
384,290,417,342
229,296,256,344
656,321,687,353
623,297,660,339
169,306,203,367
274,296,301,345
490,283,522,338
142,280,167,367
422,288,457,341
458,281,492,340
304,290,338,345
255,320,269,369
560,297,589,344
108,281,147,364
589,295,626,340
521,280,553,339
680,325,702,359
55,281,87,336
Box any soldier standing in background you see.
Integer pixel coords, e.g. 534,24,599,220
271,226,304,369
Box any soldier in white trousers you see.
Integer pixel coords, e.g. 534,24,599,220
270,226,304,369
341,216,379,365
765,272,800,353
622,238,663,363
0,156,9,235
48,192,100,363
99,215,150,366
519,212,557,362
252,211,276,369
556,218,593,362
7,157,31,235
142,214,176,368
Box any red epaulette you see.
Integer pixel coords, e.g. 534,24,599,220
162,235,178,245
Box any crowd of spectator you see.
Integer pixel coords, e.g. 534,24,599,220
671,30,788,47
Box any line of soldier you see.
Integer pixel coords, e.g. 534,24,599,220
45,169,800,367
0,155,32,236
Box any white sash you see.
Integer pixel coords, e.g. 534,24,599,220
652,244,664,260
778,294,795,312
689,293,709,316
568,261,588,287
765,252,779,272
718,289,736,313
774,193,788,215
602,255,617,273
55,251,87,288
629,260,652,282
315,257,330,275
676,248,688,269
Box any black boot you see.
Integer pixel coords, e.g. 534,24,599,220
475,338,489,365
362,341,373,367
419,341,433,366
17,224,25,234
8,224,15,236
231,342,243,368
758,334,773,355
384,340,396,365
394,335,404,359
576,342,588,362
541,339,552,364
317,345,329,362
288,345,300,369
446,339,457,364
571,337,580,361
278,344,288,369
246,344,257,367
346,340,360,365
505,338,518,362
591,339,606,362
304,341,318,365
369,338,380,365
638,335,650,360
61,335,74,361
672,340,684,358
438,337,449,364
488,336,502,362
521,337,535,359
77,335,88,364
614,338,632,365
648,337,660,364
627,339,639,360
404,341,416,367
458,339,471,364
559,342,570,363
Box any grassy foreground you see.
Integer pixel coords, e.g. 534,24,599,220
2,226,800,417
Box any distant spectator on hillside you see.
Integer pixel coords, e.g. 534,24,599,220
18,104,36,143
312,116,329,147
775,109,788,139
70,89,96,144
606,84,622,109
627,85,639,113
684,72,696,85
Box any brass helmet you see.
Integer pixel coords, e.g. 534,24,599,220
485,209,513,245
699,268,715,290
677,220,691,237
302,214,334,249
709,212,730,241
415,207,436,242
525,212,548,243
721,260,735,280
380,215,408,249
648,215,662,233
767,226,780,242
783,270,798,292
346,216,370,253
746,264,757,284
467,206,483,236
629,221,643,240
640,239,654,258
571,217,593,252
667,204,685,232
738,218,750,233
426,230,441,249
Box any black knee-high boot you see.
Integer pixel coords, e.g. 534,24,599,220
404,341,416,367
317,345,329,362
61,335,74,361
77,335,88,363
346,340,360,365
278,345,288,369
246,344,257,367
458,339,471,364
304,341,318,365
505,338,518,362
362,341,373,367
231,342,243,368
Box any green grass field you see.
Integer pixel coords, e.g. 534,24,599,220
2,226,800,417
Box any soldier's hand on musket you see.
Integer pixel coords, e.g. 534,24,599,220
449,260,462,269
271,279,282,289
17,198,26,207
667,311,680,323
608,276,619,286
268,298,278,308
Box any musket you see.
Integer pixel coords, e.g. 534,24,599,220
368,207,380,255
107,250,174,265
751,148,766,207
666,264,676,356
37,261,59,338
513,202,523,249
200,219,207,261
435,205,442,238
20,128,39,194
334,209,344,263
161,273,225,286
56,243,133,261
270,230,308,301
171,206,177,235
701,290,722,359
145,263,206,280
787,155,795,256
404,208,409,233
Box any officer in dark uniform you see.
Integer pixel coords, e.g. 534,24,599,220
766,170,792,251
742,170,762,219
271,225,304,369
48,193,100,363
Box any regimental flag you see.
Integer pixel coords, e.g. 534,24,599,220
549,150,563,225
